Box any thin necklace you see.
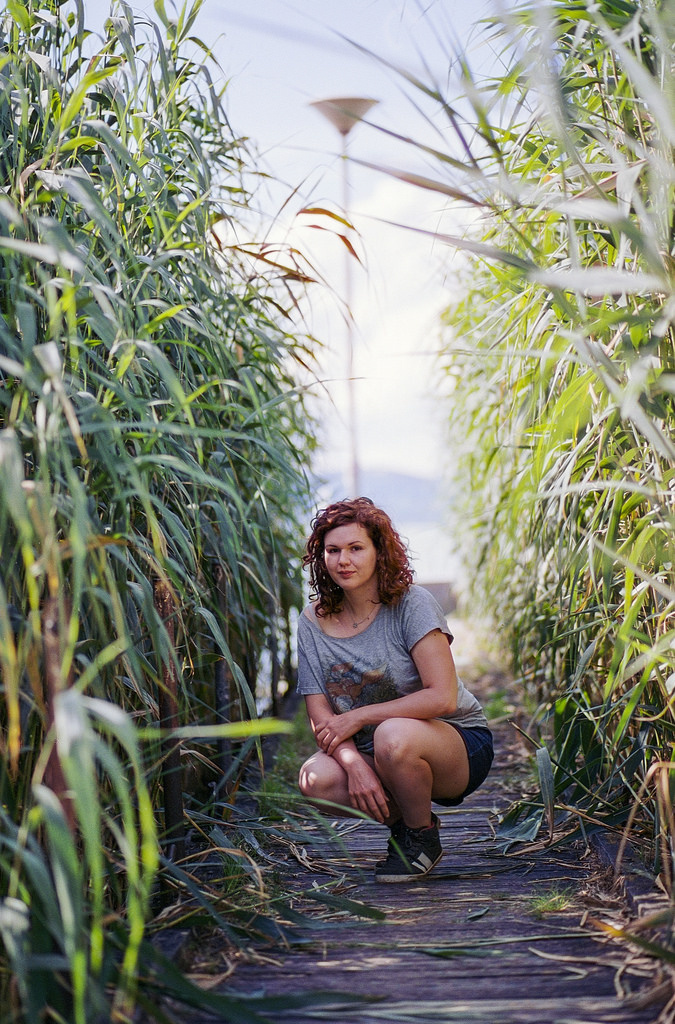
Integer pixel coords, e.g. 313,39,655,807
343,604,378,629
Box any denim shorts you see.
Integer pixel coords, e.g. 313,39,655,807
434,725,494,807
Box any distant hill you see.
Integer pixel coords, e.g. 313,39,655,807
316,469,449,526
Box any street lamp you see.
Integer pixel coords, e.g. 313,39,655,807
310,97,378,498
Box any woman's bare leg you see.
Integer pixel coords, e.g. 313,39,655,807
373,718,470,829
298,750,400,823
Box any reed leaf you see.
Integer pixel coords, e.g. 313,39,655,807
381,0,675,905
0,0,318,1017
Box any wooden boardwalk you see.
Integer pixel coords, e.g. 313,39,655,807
218,672,667,1024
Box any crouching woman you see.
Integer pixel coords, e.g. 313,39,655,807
297,497,493,882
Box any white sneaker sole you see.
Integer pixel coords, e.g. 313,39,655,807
374,849,443,883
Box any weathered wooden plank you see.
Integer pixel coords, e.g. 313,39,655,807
216,704,665,1024
262,996,662,1023
176,664,666,1024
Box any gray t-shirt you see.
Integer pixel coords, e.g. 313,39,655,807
297,584,488,755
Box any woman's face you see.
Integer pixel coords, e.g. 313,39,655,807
323,522,378,595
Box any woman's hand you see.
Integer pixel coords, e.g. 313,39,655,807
303,696,390,823
314,709,362,755
344,758,391,823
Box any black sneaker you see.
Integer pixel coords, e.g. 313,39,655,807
376,813,440,871
374,817,442,882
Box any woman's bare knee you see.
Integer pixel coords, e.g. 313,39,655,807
373,718,417,767
298,751,344,801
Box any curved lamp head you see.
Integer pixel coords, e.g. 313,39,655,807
310,97,378,137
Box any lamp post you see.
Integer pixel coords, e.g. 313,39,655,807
310,97,378,498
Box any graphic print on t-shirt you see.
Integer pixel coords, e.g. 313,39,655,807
325,662,400,754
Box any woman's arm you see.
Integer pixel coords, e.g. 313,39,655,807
304,693,372,773
304,693,391,822
314,628,458,756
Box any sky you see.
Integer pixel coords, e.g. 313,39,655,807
83,0,506,579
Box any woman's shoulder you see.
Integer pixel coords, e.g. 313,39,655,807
297,604,319,650
398,584,437,610
300,602,319,623
381,585,435,623
396,585,452,633
299,601,327,634
299,602,350,643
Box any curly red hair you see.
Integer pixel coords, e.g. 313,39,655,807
304,497,414,617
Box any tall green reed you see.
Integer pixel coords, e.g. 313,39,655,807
365,0,674,868
0,691,159,1024
0,0,317,1018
